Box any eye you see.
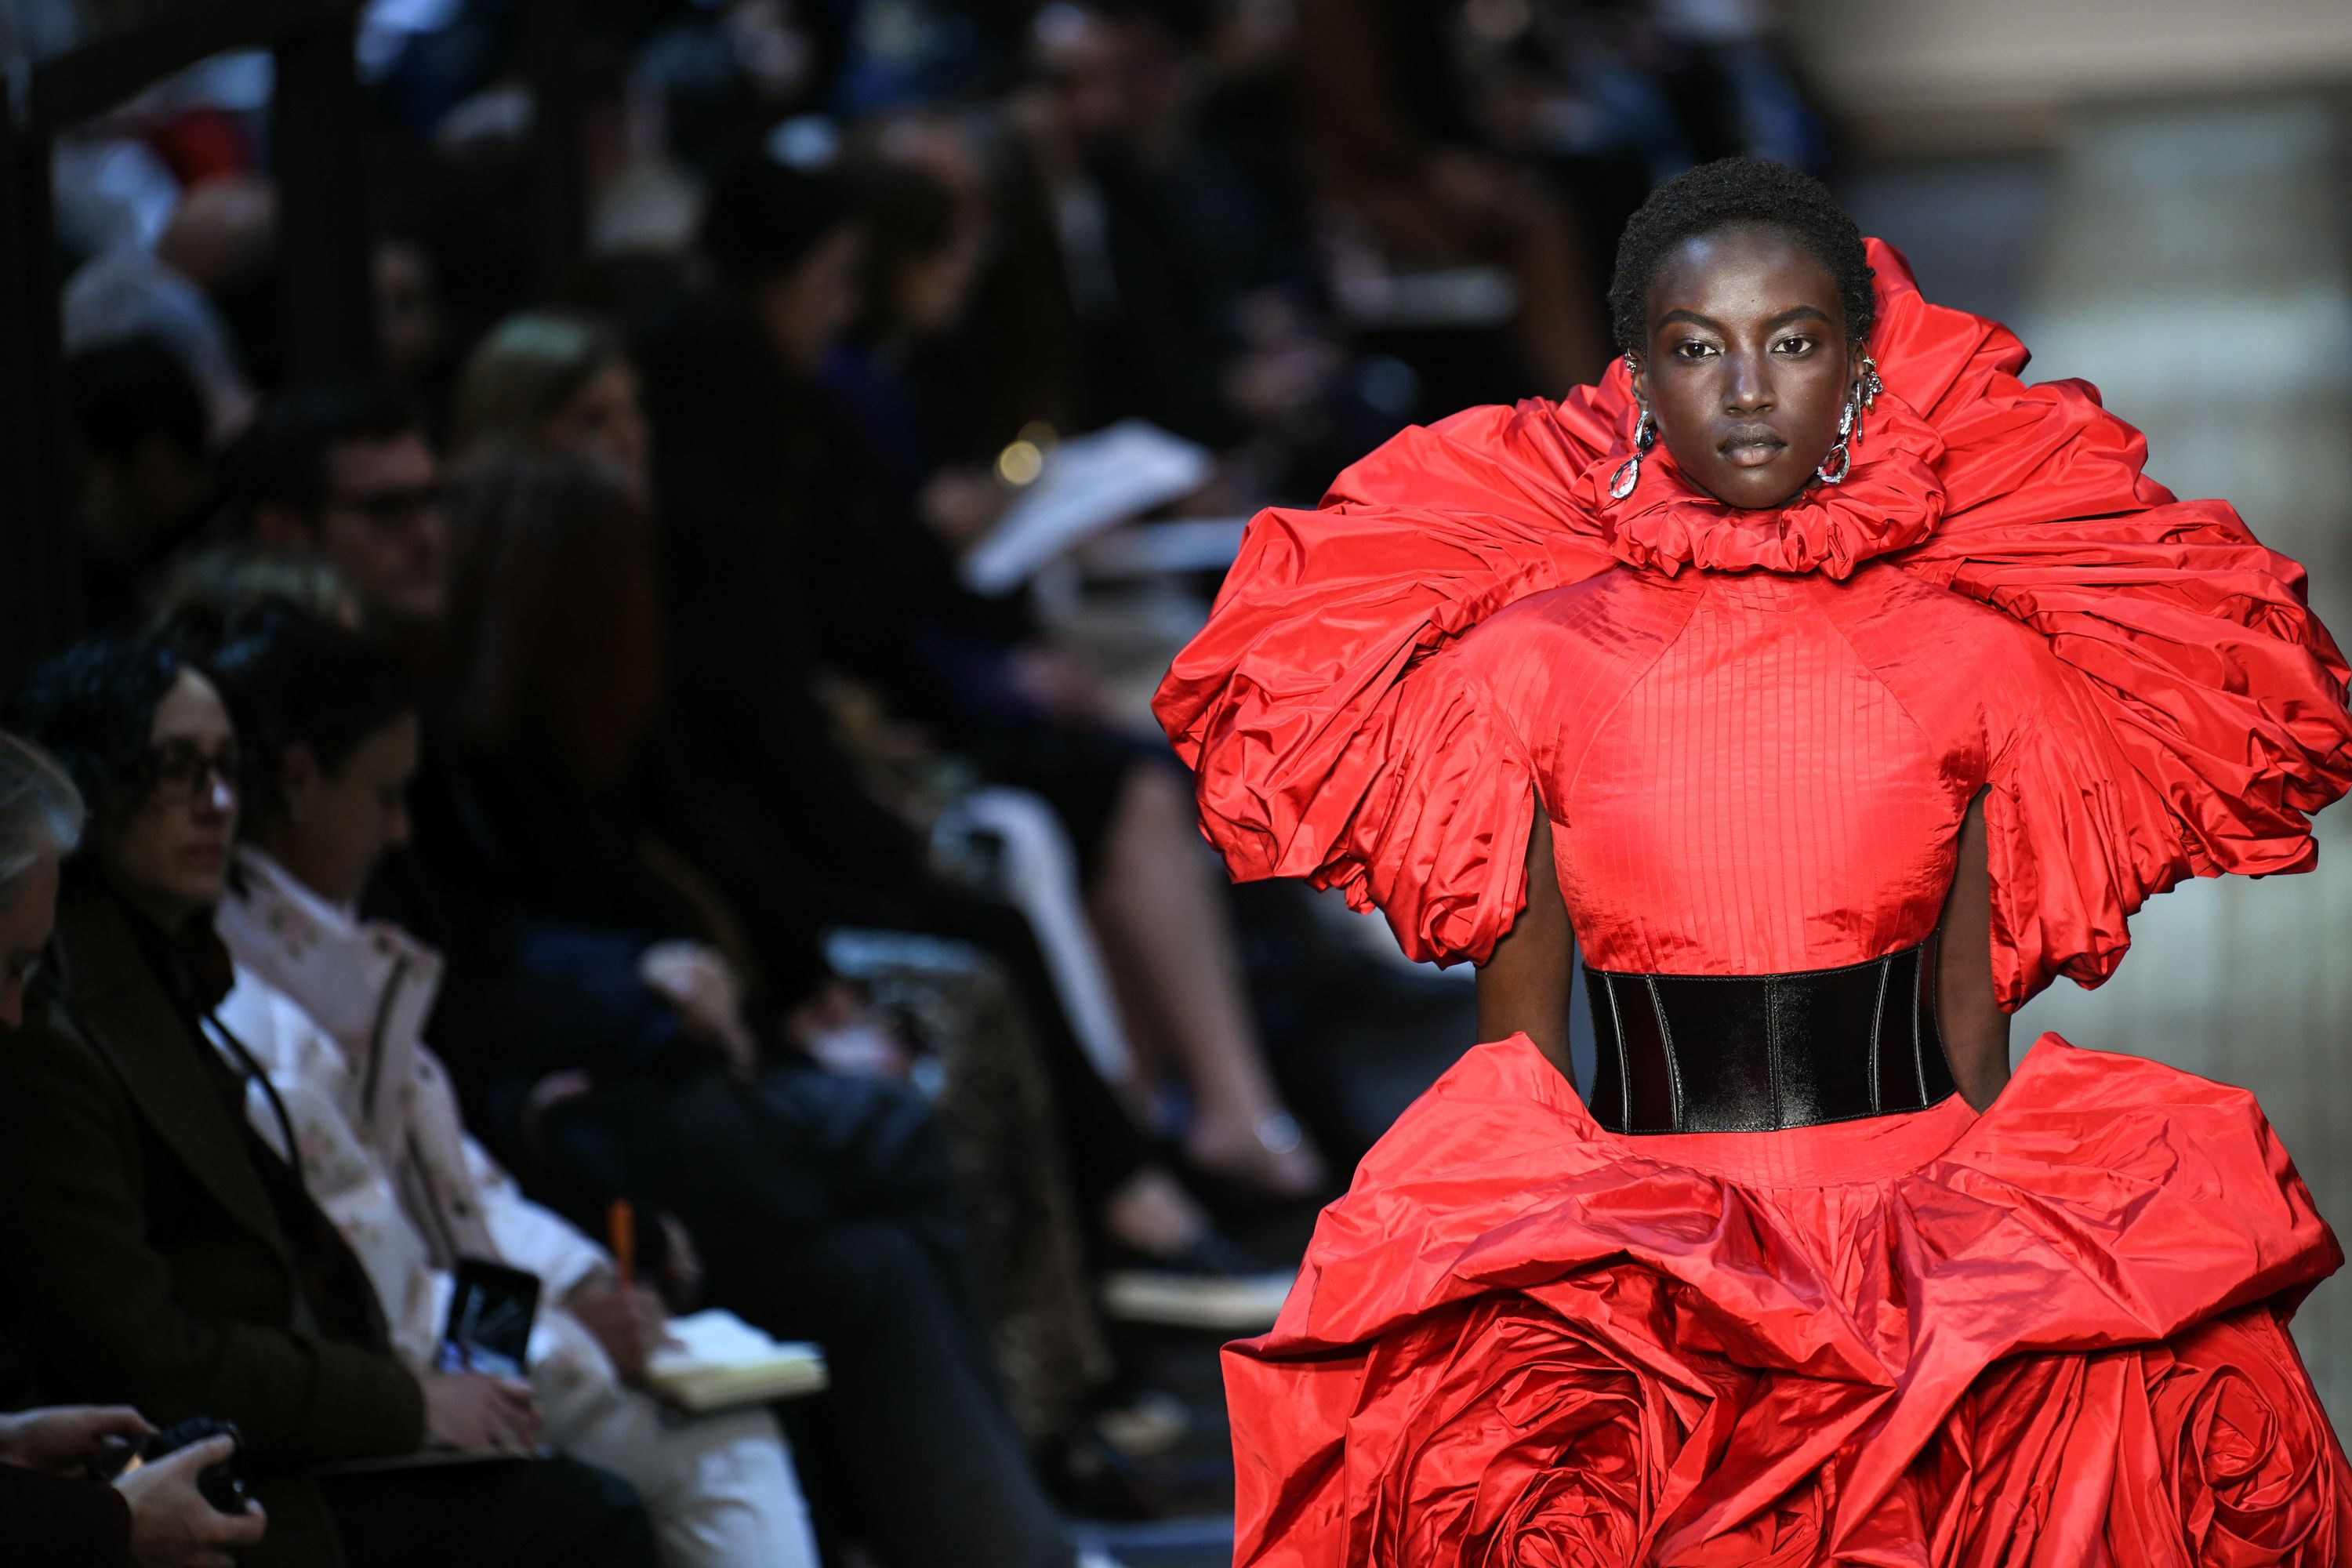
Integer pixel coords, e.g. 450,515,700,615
1773,335,1817,356
1671,340,1718,361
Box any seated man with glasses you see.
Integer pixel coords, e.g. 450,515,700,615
233,383,449,632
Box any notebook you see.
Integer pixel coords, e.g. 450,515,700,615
644,1311,829,1412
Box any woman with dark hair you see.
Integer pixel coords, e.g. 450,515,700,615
1160,158,2352,1561
0,637,658,1568
393,443,1105,1568
188,599,822,1568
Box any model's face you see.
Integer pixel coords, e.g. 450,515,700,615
101,670,239,926
1633,226,1857,512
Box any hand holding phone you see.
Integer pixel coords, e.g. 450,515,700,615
421,1373,542,1454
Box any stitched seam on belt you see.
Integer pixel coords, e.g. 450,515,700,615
1867,954,1889,1116
1603,973,1632,1132
1766,977,1782,1129
1910,945,1928,1103
1645,974,1682,1134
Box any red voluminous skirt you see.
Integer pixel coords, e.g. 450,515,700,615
1227,1035,2350,1566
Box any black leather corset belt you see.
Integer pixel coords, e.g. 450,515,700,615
1584,937,1957,1134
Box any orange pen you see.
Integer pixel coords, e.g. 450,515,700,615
608,1199,636,1287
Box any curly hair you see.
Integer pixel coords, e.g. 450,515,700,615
1607,158,1875,357
2,639,190,820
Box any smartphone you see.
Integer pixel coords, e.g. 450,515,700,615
437,1258,540,1377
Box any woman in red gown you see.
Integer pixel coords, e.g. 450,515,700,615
1155,159,2352,1565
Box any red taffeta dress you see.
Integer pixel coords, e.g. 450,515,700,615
1154,241,2352,1566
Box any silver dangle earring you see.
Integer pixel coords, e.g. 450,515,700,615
1816,394,1857,485
1611,408,1657,499
1857,347,1883,409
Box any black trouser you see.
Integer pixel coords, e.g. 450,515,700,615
316,1453,656,1568
548,1062,1073,1568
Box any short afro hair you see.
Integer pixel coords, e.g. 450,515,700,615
1607,158,1875,357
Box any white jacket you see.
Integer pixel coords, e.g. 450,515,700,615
212,849,606,1370
212,850,819,1568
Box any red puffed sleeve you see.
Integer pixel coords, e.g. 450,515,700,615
1154,402,1618,962
1317,645,1542,964
1874,242,2352,1004
1977,633,2190,1007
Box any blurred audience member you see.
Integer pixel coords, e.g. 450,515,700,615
0,640,658,1568
674,156,1327,1201
375,237,457,408
66,338,218,631
394,445,1089,1568
61,249,257,445
232,385,450,634
0,732,269,1568
191,601,821,1568
451,307,1268,1338
448,313,653,495
155,176,286,393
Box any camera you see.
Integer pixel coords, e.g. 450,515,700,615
91,1416,253,1515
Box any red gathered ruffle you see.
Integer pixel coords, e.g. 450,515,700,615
1228,1036,2350,1566
1153,240,2352,1000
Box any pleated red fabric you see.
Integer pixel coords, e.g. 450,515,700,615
1155,241,2352,1563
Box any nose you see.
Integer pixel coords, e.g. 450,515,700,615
1723,348,1773,417
200,771,236,817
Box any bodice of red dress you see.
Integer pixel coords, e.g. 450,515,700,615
1441,562,2061,975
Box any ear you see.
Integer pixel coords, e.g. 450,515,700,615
249,503,318,551
1625,353,1649,411
1849,338,1879,405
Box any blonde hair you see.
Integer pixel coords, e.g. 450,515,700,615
0,733,85,911
448,312,629,459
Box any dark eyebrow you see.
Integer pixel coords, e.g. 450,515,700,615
1657,304,1834,334
1656,309,1722,332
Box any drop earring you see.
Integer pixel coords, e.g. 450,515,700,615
1816,394,1857,486
1611,408,1657,499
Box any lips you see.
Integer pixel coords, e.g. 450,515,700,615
1719,424,1788,470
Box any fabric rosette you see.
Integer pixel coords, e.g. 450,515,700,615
2143,1311,2347,1566
1359,1289,1687,1566
1340,1272,1854,1568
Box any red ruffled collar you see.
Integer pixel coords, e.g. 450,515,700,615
1564,369,1951,581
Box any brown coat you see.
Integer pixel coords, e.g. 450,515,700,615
0,882,426,1567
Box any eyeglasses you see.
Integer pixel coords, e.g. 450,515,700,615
139,740,241,807
332,485,446,532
